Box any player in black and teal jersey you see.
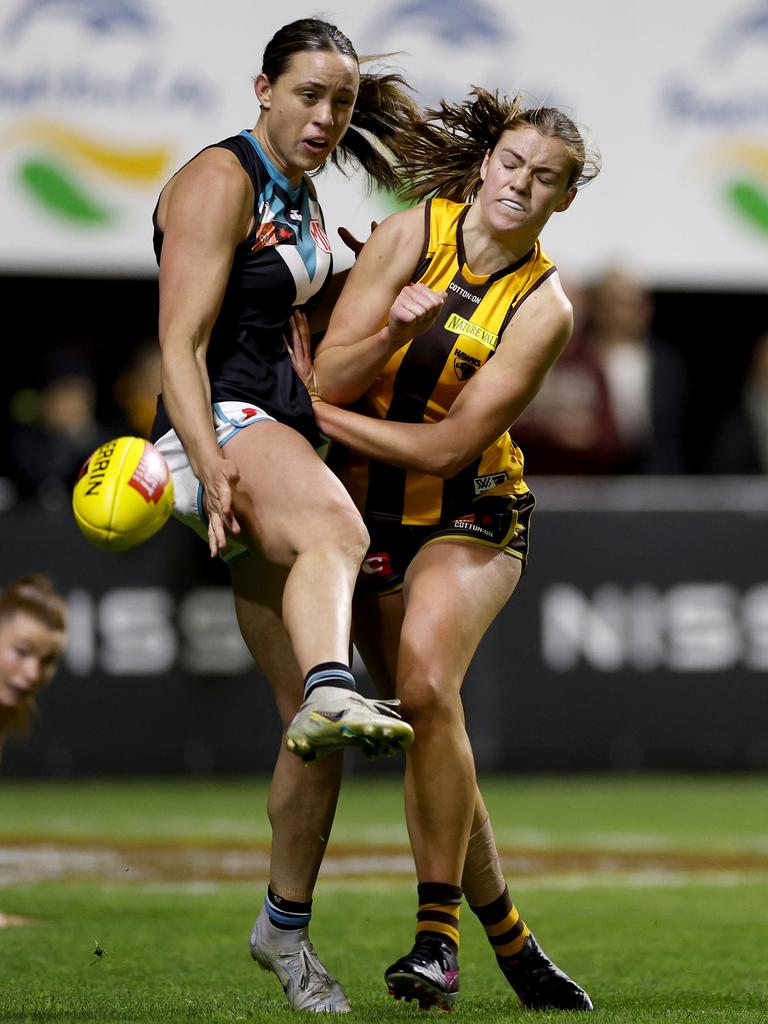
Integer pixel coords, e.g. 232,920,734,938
148,18,417,1013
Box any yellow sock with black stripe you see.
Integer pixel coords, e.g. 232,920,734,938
469,886,531,961
416,882,462,952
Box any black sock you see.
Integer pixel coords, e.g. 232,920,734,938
415,881,462,951
470,886,530,960
264,886,312,930
304,662,356,699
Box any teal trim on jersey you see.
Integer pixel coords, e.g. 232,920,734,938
239,130,300,200
295,187,318,280
239,130,319,282
213,402,274,447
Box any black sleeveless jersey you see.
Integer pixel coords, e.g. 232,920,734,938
151,131,332,445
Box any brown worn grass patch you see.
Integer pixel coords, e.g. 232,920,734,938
0,911,31,927
1,836,767,884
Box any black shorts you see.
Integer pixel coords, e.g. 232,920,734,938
357,491,536,595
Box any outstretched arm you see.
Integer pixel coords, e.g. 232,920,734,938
312,275,574,476
157,148,252,555
312,205,445,405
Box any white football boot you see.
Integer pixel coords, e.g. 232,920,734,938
250,907,351,1013
285,686,414,762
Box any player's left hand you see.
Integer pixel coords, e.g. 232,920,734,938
285,310,320,400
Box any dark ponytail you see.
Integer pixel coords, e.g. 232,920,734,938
259,20,418,192
331,67,419,192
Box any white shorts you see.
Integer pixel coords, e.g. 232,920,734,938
154,401,276,562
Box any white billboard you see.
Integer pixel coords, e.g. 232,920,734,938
0,0,766,287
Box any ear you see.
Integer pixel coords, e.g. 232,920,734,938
254,73,272,110
555,185,578,214
479,150,491,182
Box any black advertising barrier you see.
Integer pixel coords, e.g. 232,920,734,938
1,505,284,776
463,477,768,773
2,477,768,775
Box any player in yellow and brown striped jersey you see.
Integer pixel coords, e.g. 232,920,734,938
302,87,601,1012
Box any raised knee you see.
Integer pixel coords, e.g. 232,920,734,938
398,672,457,727
323,504,369,562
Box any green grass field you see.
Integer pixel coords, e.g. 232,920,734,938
1,774,767,1023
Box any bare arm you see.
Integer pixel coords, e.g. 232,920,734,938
157,148,252,554
313,275,574,477
313,206,445,405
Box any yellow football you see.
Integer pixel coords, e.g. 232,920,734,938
72,436,174,552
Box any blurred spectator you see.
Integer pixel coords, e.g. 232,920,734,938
6,351,109,504
588,267,687,474
514,268,687,475
512,279,629,473
112,337,162,439
710,329,768,473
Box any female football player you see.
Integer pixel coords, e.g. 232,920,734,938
149,17,418,1013
296,87,601,1012
0,573,68,757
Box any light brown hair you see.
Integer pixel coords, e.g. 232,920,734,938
395,86,601,202
0,573,67,632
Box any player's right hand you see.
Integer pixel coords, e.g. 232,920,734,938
338,221,378,259
201,458,241,557
388,284,446,345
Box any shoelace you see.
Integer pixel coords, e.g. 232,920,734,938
283,943,335,996
353,695,404,720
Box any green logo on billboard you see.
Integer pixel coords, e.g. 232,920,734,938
20,158,113,224
721,143,768,236
726,180,768,234
12,120,170,227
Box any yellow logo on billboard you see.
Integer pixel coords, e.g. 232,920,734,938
11,119,171,226
444,313,498,351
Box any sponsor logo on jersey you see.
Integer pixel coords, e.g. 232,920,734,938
309,219,332,254
288,208,303,222
448,280,481,304
473,472,508,495
444,313,498,351
454,346,482,381
360,551,392,576
449,517,494,539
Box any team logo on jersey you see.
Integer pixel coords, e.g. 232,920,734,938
473,472,508,495
454,347,482,381
252,221,295,252
309,219,332,254
239,406,268,422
